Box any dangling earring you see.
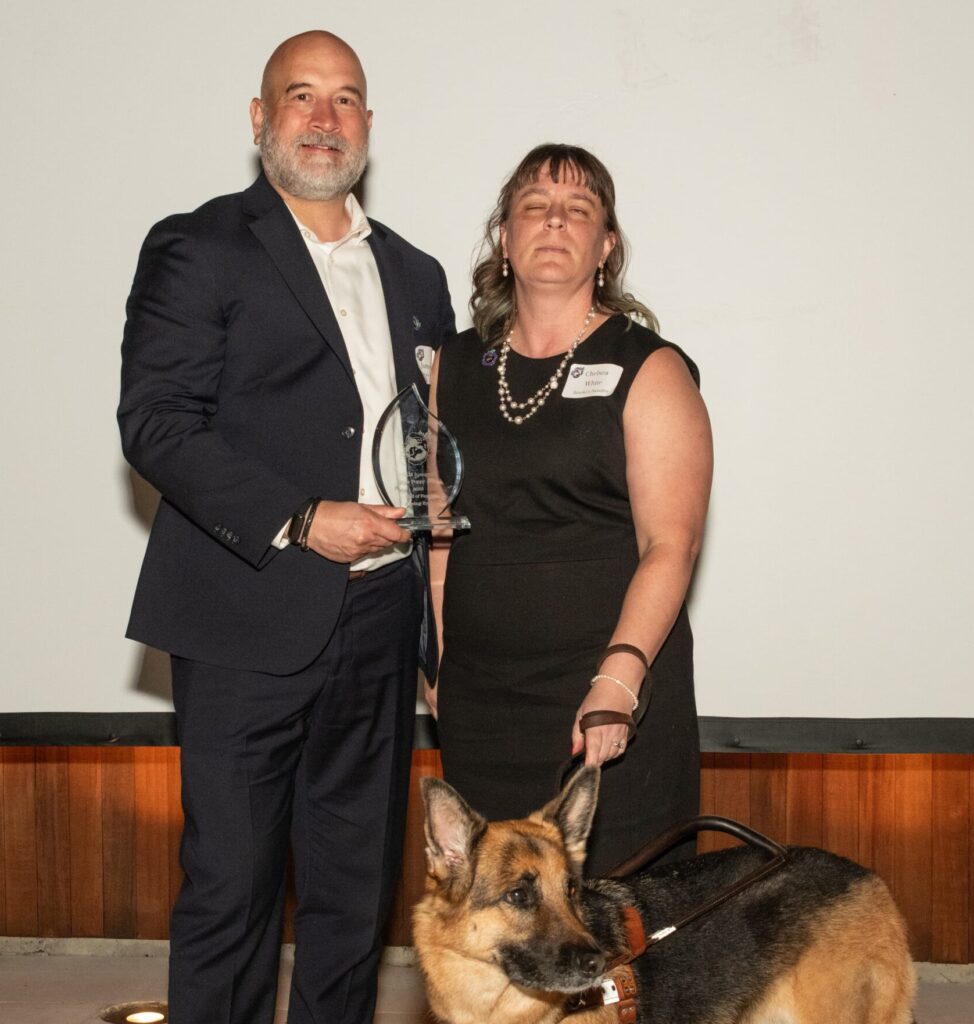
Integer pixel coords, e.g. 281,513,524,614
597,263,605,288
502,257,509,279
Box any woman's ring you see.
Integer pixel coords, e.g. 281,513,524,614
612,740,625,749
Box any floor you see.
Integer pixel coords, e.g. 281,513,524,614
0,941,971,1023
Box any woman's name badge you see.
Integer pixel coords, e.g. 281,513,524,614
561,363,623,398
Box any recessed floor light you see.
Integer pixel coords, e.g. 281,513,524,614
99,1001,168,1024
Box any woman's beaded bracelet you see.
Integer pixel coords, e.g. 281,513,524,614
590,673,639,711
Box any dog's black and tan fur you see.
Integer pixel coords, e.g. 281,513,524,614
414,768,915,1024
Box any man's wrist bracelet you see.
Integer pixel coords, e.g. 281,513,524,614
297,498,321,551
287,498,321,551
287,500,313,546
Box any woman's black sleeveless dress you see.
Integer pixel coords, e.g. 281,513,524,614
435,314,700,876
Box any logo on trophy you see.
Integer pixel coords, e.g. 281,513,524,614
371,384,471,532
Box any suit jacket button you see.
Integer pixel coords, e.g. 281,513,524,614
342,426,356,439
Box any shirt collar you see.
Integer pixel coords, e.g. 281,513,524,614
289,193,372,249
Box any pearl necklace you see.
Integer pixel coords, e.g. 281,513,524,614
497,307,596,425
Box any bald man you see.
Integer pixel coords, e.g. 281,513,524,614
119,31,455,1024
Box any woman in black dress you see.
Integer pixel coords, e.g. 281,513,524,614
427,144,713,876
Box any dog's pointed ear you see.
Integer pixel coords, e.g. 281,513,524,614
421,777,487,893
538,766,600,871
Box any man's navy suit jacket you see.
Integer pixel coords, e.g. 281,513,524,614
119,173,455,676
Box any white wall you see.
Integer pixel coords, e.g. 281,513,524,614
1,1,971,717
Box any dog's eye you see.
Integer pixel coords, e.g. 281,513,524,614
504,885,531,907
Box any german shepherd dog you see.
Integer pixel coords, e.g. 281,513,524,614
413,767,915,1024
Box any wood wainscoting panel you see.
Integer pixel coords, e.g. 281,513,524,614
134,746,173,939
821,754,860,863
700,752,750,852
784,754,825,848
930,754,971,963
0,748,972,964
66,748,105,937
891,754,934,961
1,748,38,936
747,753,788,845
166,746,183,918
385,748,443,946
860,753,898,907
102,747,137,939
34,748,72,936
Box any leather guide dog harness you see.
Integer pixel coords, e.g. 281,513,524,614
564,905,647,1021
564,817,788,1022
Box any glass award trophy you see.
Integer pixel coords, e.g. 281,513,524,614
371,384,471,532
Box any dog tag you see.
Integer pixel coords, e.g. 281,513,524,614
600,979,620,1005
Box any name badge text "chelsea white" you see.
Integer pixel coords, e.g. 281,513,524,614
561,363,623,398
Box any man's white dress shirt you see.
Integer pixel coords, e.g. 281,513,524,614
277,194,409,571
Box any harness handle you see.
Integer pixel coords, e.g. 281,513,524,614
605,815,789,946
607,814,786,878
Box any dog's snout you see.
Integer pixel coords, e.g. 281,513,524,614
566,943,606,980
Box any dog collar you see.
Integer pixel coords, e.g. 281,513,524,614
618,905,647,961
565,904,645,1021
564,962,638,1022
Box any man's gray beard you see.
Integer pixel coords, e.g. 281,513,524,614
259,123,368,201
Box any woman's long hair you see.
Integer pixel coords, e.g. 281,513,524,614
470,143,658,344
